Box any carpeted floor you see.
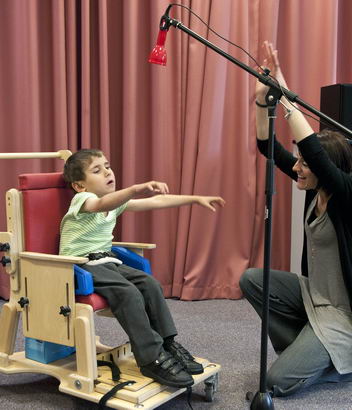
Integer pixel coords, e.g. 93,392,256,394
1,298,352,409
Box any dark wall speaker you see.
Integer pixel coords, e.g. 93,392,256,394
320,83,352,132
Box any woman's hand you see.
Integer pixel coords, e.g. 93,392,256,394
255,41,313,143
256,41,288,103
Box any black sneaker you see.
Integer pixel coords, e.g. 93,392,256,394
140,350,194,388
165,341,204,375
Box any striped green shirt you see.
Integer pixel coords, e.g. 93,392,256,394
59,192,127,257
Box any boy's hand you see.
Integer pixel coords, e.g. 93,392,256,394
197,196,225,212
133,181,169,197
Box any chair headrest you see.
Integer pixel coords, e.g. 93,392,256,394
19,172,67,190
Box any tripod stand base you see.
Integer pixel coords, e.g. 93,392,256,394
249,391,274,409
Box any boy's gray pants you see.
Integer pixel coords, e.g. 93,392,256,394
82,262,177,367
240,268,352,397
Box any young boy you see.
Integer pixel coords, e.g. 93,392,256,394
59,149,225,388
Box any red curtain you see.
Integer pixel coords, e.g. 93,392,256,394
1,0,352,300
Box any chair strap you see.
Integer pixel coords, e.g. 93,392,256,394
97,358,121,381
98,380,136,409
97,357,135,409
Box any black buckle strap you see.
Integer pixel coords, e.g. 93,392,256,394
88,251,116,261
97,356,135,409
97,359,121,382
98,380,136,409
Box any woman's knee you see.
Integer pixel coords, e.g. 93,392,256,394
267,365,286,391
267,363,306,397
267,368,293,397
239,268,263,294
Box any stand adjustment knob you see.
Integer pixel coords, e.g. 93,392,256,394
59,305,71,317
18,297,29,308
1,256,11,266
0,243,10,251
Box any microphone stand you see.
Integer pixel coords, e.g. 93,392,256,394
249,86,282,410
158,6,352,409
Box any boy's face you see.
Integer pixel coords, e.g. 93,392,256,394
72,155,116,197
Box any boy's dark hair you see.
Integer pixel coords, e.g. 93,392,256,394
64,149,103,183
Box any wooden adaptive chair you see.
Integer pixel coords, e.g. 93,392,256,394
0,151,220,409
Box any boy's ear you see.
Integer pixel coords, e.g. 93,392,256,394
72,181,86,193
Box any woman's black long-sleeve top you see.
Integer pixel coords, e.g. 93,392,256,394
257,133,352,310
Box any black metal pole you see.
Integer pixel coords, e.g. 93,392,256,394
249,89,281,410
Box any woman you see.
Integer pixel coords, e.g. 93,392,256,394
240,42,352,397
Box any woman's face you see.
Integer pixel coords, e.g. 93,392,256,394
292,154,318,190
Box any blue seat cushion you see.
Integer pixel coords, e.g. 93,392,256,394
111,246,152,274
74,246,152,295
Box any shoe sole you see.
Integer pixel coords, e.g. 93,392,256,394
188,368,204,375
140,368,194,388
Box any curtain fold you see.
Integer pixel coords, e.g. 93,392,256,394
1,0,352,300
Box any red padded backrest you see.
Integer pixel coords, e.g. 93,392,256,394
19,173,74,254
19,172,109,311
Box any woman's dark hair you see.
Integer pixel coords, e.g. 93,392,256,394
318,129,352,174
63,149,103,184
313,129,352,194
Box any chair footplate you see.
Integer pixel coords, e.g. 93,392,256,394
95,343,221,407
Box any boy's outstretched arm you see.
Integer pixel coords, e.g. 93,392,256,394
83,181,169,213
126,195,225,212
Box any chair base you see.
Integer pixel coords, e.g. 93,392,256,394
0,342,220,409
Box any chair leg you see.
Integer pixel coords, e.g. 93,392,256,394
69,303,97,393
0,302,19,366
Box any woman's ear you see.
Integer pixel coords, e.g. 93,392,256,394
71,181,86,193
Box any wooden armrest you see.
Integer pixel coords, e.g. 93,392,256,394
112,242,156,249
19,251,88,264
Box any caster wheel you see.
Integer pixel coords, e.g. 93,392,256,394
204,383,215,402
204,373,218,402
246,391,254,401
